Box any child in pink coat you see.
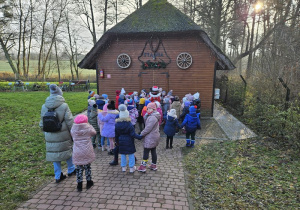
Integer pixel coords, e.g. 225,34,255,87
71,114,96,192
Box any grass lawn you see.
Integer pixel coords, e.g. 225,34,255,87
0,91,88,210
183,138,300,209
0,60,95,79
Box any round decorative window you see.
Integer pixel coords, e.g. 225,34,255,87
117,53,131,69
176,52,192,69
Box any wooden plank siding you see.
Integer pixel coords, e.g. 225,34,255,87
95,34,217,116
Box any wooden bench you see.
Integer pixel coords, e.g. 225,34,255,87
69,80,90,91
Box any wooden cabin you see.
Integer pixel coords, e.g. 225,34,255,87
78,0,235,116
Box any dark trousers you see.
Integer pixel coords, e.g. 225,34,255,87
138,122,144,133
76,164,92,183
166,136,173,147
114,145,119,161
143,148,157,164
186,132,196,140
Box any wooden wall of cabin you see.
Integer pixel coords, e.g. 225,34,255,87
95,34,217,116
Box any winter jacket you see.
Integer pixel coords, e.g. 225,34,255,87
128,106,139,125
115,117,142,155
170,101,182,120
115,95,120,109
96,99,106,110
162,98,171,116
118,97,125,105
141,106,147,117
39,95,74,162
163,115,180,136
141,111,161,149
88,105,100,133
98,109,119,137
137,103,145,123
181,113,201,133
157,107,163,125
71,123,96,165
180,106,190,121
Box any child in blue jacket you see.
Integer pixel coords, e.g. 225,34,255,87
163,109,180,149
181,106,201,147
115,104,142,173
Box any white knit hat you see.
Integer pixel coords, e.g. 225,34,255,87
88,99,96,106
167,109,177,119
118,104,129,118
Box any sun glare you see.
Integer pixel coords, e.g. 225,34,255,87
255,2,262,11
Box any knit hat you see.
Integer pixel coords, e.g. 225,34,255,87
188,95,194,101
145,99,151,106
49,84,63,96
147,102,157,110
102,94,108,99
127,99,134,105
94,94,100,99
139,98,145,104
152,86,159,92
174,96,179,101
74,114,88,124
189,105,197,114
98,96,104,100
103,103,108,112
184,101,191,107
107,101,115,110
116,90,121,96
88,99,96,106
119,94,125,100
121,88,126,95
118,104,129,118
168,109,177,119
89,91,95,97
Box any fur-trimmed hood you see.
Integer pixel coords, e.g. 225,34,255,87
115,117,131,122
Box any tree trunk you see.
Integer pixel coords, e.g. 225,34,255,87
0,36,18,77
17,0,23,76
26,0,34,78
104,0,108,33
246,13,256,79
54,39,61,82
89,0,97,44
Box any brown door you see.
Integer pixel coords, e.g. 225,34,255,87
139,70,169,92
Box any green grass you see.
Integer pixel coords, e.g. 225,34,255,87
0,91,88,210
183,138,300,209
0,60,95,79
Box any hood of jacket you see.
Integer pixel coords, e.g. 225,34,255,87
45,95,65,109
115,117,131,123
145,111,161,121
71,123,91,136
166,115,175,121
107,110,119,115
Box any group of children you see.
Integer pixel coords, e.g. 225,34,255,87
70,86,201,191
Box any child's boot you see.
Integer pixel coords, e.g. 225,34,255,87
191,140,195,148
138,160,147,172
108,149,114,155
166,139,169,149
77,182,83,192
122,167,127,172
109,158,118,165
129,166,136,173
86,180,94,189
149,163,157,171
186,139,191,147
102,145,105,151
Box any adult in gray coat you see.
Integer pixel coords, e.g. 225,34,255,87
39,84,76,183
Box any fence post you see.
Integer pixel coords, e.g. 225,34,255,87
278,77,290,110
240,75,247,115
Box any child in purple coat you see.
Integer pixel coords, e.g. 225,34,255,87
98,101,119,155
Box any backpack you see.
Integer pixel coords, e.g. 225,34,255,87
43,108,64,132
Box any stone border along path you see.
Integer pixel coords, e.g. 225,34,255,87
18,103,257,210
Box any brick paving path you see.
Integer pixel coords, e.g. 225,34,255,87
18,137,190,210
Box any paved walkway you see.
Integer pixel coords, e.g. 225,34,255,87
18,103,256,210
214,102,257,140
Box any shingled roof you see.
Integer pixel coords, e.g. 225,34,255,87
78,0,235,70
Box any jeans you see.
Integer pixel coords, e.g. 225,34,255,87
186,132,196,140
76,164,92,183
108,138,115,150
91,132,101,145
121,153,135,168
53,157,75,179
101,136,110,147
143,148,157,164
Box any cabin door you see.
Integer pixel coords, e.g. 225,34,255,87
139,70,169,92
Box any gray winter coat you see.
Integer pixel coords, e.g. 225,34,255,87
170,101,182,120
88,105,100,133
141,111,161,149
39,95,74,162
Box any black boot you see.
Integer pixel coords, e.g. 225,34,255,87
109,159,118,165
56,172,66,183
86,180,94,189
108,149,114,155
166,138,169,149
77,182,83,192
